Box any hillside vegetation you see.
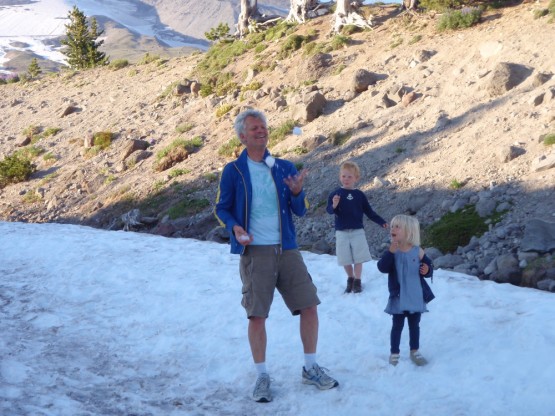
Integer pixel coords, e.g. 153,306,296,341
0,2,554,277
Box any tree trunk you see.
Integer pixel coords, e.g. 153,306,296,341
286,0,318,24
333,0,372,34
237,0,259,38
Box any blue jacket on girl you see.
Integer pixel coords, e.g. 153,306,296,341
378,250,435,304
215,148,309,254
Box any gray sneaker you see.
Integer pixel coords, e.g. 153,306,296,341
252,373,272,402
410,350,428,366
302,364,339,390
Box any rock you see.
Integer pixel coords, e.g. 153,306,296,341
381,93,396,108
490,253,521,285
290,90,327,122
434,254,465,269
521,219,555,253
401,91,417,106
352,69,377,93
497,145,524,163
475,198,496,217
425,247,443,260
532,71,553,87
120,139,150,161
531,154,555,172
487,62,532,97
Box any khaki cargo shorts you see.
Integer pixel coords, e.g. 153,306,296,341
239,245,320,318
335,229,372,266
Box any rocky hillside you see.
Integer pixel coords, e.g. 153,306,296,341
1,2,554,289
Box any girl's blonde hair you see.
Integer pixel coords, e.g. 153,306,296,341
340,161,361,178
391,214,421,246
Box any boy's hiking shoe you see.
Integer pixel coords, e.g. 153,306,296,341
353,279,362,293
302,364,339,390
410,351,428,366
389,354,400,366
252,373,272,402
344,277,354,293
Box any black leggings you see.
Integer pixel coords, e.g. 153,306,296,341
390,312,421,354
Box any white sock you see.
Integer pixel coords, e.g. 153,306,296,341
255,362,268,375
304,353,317,369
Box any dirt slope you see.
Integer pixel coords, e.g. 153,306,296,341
0,2,554,250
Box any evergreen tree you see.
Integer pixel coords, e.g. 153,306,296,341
61,6,108,70
27,58,42,78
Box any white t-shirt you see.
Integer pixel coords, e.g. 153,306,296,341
247,157,280,245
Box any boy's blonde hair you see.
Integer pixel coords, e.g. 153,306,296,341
340,161,361,178
391,214,421,246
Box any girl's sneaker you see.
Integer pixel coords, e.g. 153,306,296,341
389,354,400,366
410,350,428,366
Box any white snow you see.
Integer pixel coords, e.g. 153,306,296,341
1,221,553,415
0,0,69,70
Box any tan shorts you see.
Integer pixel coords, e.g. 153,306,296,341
335,229,372,266
239,245,320,318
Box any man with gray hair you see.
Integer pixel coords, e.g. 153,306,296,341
215,109,339,402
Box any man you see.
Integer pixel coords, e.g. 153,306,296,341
215,109,339,403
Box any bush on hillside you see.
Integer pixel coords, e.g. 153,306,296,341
0,154,36,188
422,205,497,253
437,7,483,31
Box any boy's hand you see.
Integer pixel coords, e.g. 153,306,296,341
419,262,430,275
332,194,340,209
382,223,389,228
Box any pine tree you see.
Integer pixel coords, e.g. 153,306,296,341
27,58,42,79
61,6,108,70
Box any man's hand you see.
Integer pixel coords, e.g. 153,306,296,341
284,169,308,196
233,225,252,245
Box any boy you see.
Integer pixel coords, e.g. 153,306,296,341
326,161,388,293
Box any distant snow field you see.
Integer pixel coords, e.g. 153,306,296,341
0,0,69,71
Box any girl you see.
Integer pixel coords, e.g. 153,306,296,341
377,215,434,366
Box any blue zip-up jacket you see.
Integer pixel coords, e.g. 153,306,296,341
214,148,309,254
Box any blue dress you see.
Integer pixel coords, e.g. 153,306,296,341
384,246,427,314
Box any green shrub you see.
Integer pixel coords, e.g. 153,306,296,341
218,137,243,157
264,21,296,42
331,130,352,146
419,0,463,12
543,133,555,146
450,179,464,189
269,120,296,147
0,154,36,187
533,8,549,19
93,131,113,150
168,198,210,219
242,81,262,91
437,7,483,31
169,168,191,178
156,137,203,161
330,35,350,50
138,53,160,65
280,35,309,58
216,103,234,117
548,0,555,15
43,127,61,137
422,205,489,253
409,34,423,45
109,59,129,70
176,123,195,134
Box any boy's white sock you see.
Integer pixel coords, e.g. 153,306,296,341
304,353,317,369
255,362,268,375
